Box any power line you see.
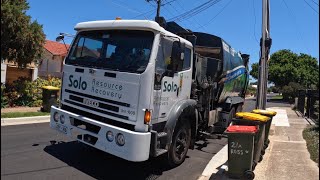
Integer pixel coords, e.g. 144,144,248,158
282,0,312,54
162,0,178,6
198,0,232,28
310,0,319,6
131,9,155,19
302,0,319,14
168,0,222,22
174,0,208,31
163,0,204,31
109,0,151,20
252,0,259,43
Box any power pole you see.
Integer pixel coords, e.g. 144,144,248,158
156,0,161,20
256,0,272,110
146,0,161,21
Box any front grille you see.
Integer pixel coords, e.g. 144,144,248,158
62,104,135,131
65,89,130,107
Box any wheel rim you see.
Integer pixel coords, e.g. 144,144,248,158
173,129,188,161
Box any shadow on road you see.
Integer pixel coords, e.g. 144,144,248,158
44,141,173,180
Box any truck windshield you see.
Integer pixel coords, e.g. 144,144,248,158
66,30,154,73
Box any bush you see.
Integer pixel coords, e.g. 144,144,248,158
2,77,61,107
314,100,319,127
246,86,257,96
281,82,304,102
1,85,8,108
271,86,280,93
303,126,319,166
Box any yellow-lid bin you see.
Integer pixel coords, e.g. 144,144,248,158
235,112,270,122
42,86,60,90
252,109,277,116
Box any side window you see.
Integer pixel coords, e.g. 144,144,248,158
155,37,173,73
106,44,116,58
71,37,103,59
183,48,191,70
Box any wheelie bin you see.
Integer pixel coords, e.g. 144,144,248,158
233,112,270,167
252,109,277,149
225,125,258,180
42,86,60,112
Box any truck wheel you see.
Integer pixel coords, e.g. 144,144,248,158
167,121,191,167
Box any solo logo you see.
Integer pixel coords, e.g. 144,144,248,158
68,75,87,90
163,81,178,92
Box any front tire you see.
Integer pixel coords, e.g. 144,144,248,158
167,121,191,167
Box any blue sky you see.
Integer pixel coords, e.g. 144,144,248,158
27,0,319,78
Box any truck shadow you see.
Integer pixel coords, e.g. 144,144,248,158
44,141,172,180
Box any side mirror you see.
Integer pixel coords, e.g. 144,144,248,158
169,41,185,72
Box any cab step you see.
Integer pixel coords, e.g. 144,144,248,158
155,148,168,156
157,132,167,139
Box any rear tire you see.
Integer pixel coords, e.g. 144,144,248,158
167,120,191,168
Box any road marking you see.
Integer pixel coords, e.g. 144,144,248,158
267,108,290,127
198,145,228,180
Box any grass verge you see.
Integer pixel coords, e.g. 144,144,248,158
271,95,283,100
1,112,50,118
303,126,319,166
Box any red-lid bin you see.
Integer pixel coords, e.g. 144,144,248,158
226,125,258,133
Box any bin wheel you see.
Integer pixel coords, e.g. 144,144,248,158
264,143,268,149
244,170,255,180
259,154,263,162
252,162,257,170
267,139,270,145
261,149,265,155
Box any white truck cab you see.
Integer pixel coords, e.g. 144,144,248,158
50,19,249,167
50,19,193,164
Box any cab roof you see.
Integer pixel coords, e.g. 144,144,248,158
74,20,192,47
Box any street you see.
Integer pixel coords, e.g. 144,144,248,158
1,99,290,180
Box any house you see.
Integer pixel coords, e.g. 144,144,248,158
1,40,70,84
1,60,38,84
38,40,70,78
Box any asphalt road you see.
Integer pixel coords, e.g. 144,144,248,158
1,99,290,180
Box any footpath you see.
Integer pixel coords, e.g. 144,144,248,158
1,107,50,126
198,107,319,180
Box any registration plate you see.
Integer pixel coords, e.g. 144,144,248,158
56,124,68,134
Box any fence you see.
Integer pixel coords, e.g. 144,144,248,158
297,89,319,120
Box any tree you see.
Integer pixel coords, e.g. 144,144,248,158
1,0,45,67
250,49,319,89
281,82,304,101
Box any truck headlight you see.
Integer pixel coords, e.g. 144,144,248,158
116,133,125,146
106,131,114,142
53,112,59,122
60,114,65,124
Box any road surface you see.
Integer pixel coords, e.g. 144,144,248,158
1,99,290,180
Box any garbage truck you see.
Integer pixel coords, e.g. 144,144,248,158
50,18,249,167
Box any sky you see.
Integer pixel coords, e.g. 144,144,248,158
27,0,319,79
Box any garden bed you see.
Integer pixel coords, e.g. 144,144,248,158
303,126,319,166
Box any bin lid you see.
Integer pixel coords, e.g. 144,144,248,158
235,112,270,122
252,109,277,116
226,125,258,133
42,86,60,90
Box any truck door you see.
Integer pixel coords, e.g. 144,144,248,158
153,36,192,124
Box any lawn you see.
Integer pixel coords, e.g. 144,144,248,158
303,126,319,166
1,112,50,118
271,94,283,100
